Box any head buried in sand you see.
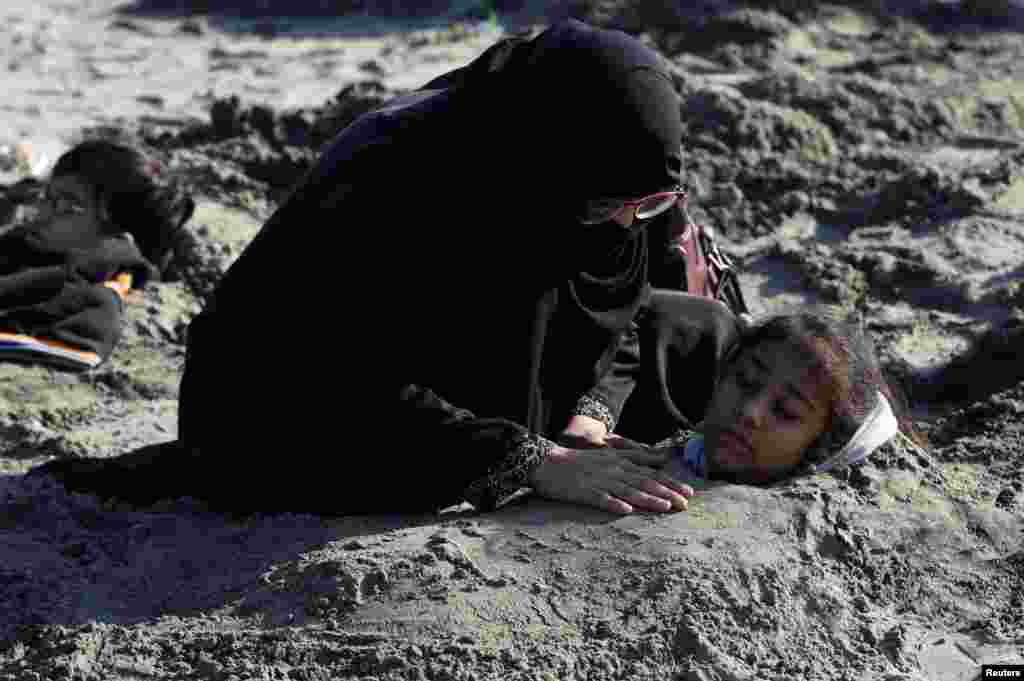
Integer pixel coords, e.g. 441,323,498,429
39,138,194,272
700,310,913,485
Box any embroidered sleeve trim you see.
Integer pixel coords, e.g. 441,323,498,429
572,392,616,433
653,428,699,451
462,433,554,512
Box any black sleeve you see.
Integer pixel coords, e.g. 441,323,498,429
0,275,124,360
570,321,641,433
615,290,743,444
0,231,153,363
37,283,124,359
0,265,69,310
178,310,555,515
396,384,555,512
46,374,558,514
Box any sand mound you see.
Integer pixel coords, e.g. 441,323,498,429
1,405,1021,679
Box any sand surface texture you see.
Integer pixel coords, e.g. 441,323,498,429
1,2,1023,680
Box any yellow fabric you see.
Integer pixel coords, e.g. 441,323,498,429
102,272,133,300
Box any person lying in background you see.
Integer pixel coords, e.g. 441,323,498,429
0,139,194,369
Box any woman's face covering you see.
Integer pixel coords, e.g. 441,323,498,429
34,174,107,249
507,22,684,201
701,340,831,484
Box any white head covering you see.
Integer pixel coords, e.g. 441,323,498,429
813,391,898,473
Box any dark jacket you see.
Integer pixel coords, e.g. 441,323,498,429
0,227,156,364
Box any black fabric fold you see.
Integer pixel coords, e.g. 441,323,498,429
0,228,157,363
616,289,743,444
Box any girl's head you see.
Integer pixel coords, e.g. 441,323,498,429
700,310,911,484
39,139,193,272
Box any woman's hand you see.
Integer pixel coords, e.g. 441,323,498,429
559,414,650,452
528,445,693,514
558,414,608,449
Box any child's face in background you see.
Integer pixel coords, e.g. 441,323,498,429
34,174,107,249
702,340,830,484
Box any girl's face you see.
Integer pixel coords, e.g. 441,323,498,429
702,340,831,484
34,174,107,249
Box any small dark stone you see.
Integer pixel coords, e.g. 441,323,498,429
995,488,1017,509
178,18,205,36
248,105,277,145
136,95,165,108
210,96,244,139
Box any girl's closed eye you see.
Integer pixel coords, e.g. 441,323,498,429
700,311,922,487
774,402,799,421
54,196,86,215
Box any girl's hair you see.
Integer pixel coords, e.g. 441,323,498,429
50,139,194,273
726,308,919,471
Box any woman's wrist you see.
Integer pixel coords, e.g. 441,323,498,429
546,443,570,459
528,444,563,487
572,393,616,433
463,433,556,511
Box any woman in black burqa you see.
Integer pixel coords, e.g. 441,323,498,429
38,20,707,515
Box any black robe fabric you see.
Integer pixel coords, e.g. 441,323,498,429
0,227,156,363
616,289,743,444
36,20,692,513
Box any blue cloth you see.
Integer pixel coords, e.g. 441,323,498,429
663,433,705,481
683,434,706,478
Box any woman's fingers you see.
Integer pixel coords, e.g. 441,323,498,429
652,472,695,498
599,451,690,511
606,481,673,512
590,490,634,515
529,447,691,515
614,450,695,497
618,474,690,510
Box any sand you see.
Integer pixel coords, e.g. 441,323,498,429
0,2,1022,680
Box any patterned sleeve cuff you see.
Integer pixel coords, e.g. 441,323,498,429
572,392,616,433
462,433,554,512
